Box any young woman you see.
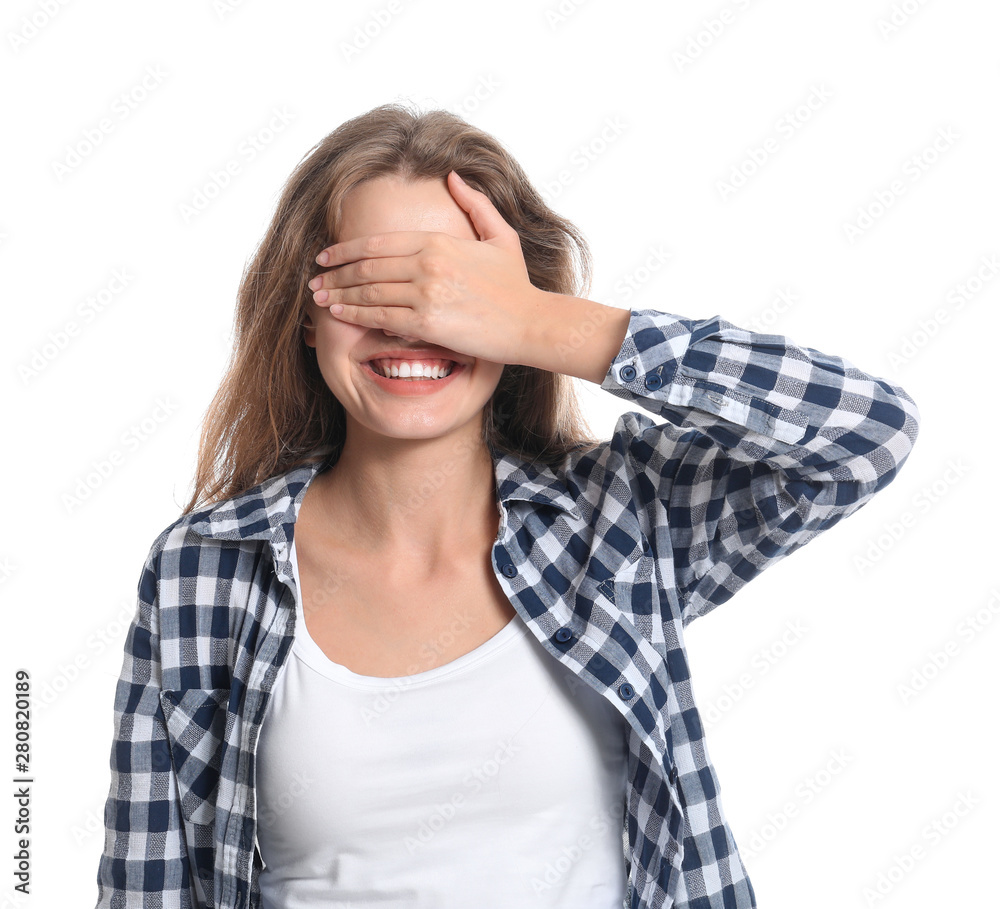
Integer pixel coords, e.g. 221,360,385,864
95,103,920,909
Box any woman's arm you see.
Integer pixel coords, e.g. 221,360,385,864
303,176,919,626
95,536,197,908
532,298,921,625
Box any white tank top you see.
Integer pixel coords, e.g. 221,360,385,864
255,538,629,909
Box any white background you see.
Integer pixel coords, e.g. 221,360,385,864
2,0,998,906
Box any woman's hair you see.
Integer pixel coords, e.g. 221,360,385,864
182,101,603,514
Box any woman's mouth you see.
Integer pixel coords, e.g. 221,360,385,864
367,357,456,379
361,358,465,395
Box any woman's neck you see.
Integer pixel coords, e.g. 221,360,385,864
307,430,501,566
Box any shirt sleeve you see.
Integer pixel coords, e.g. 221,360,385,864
95,534,197,908
597,308,920,626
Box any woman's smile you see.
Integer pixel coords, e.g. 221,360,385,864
360,358,467,396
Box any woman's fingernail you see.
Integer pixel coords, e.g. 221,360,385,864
452,171,466,186
316,251,329,265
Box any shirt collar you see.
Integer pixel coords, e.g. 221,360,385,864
185,443,582,543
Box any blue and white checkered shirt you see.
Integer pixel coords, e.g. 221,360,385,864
95,308,919,909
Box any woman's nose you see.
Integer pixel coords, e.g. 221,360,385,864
382,329,421,342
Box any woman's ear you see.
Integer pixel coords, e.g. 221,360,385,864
303,309,317,348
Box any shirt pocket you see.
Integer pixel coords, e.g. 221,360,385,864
159,687,231,827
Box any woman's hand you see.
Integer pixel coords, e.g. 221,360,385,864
308,171,547,368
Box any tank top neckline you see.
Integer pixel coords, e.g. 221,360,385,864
288,540,529,691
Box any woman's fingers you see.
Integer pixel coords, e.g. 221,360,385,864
446,170,520,249
314,231,427,268
314,279,416,310
308,255,413,295
326,300,422,336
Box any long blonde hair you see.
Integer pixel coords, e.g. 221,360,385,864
182,101,602,514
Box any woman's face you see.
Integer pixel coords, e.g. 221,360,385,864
303,175,506,445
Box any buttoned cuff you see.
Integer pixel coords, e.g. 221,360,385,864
599,309,809,445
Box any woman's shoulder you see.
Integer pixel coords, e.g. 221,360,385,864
494,409,689,522
554,409,694,492
144,459,327,568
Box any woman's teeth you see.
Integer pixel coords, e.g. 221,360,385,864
370,359,455,380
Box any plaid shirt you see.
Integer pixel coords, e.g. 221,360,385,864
95,307,919,909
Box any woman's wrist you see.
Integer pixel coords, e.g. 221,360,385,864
521,290,631,384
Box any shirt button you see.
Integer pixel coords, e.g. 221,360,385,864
554,627,573,644
644,372,663,391
668,765,679,786
501,563,517,578
619,364,637,382
617,682,635,700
